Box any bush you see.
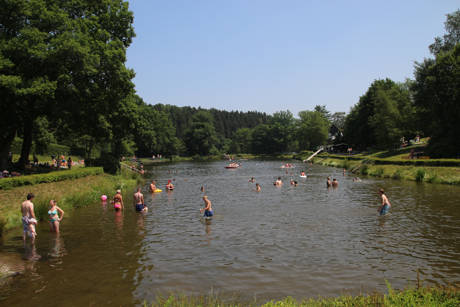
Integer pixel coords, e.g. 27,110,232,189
0,167,103,190
371,167,384,177
415,168,426,182
342,159,351,169
360,164,369,175
86,153,120,174
392,169,403,180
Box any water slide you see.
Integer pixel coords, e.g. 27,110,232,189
303,147,323,162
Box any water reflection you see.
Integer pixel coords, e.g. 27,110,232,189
47,234,66,261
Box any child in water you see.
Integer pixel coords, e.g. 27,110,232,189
255,183,261,192
200,195,213,217
378,188,391,215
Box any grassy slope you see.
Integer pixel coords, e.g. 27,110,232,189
298,145,460,185
0,169,141,235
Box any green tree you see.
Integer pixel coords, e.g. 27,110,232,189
368,90,401,148
184,111,218,155
297,110,330,150
0,0,135,170
229,128,252,153
413,44,460,157
250,124,272,154
269,110,295,153
429,10,460,55
344,79,413,149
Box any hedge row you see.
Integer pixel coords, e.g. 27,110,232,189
317,154,364,161
0,167,104,190
371,158,460,167
318,154,460,167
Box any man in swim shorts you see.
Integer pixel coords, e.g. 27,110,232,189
21,193,37,243
133,187,147,212
200,195,213,217
378,188,391,215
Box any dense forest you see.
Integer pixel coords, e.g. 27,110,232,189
1,1,459,173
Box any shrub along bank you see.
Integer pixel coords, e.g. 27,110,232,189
0,168,142,236
0,167,104,190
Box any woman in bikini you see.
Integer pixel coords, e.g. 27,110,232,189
113,190,124,211
48,200,65,233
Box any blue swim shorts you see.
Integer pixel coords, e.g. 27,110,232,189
204,210,214,217
379,204,390,215
135,203,145,212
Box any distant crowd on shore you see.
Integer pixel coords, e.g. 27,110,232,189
1,152,83,180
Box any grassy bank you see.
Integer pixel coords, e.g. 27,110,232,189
314,156,460,185
0,168,142,236
293,145,460,185
145,285,459,306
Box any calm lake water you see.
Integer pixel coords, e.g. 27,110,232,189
1,160,459,306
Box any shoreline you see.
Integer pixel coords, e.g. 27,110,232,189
144,284,459,306
0,168,142,237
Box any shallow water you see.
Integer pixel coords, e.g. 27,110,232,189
1,160,459,305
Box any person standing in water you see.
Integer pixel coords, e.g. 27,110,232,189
332,178,339,188
48,200,65,233
113,190,124,211
274,177,283,186
327,177,332,188
166,180,174,190
133,187,147,212
255,183,261,192
378,188,391,215
200,195,213,217
21,193,37,243
149,180,157,192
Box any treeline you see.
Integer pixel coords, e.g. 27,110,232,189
1,2,458,174
344,10,460,158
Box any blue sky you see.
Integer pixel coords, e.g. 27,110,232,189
126,0,459,115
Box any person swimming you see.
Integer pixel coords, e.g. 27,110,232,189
113,190,124,211
200,195,213,217
249,177,255,183
378,188,391,215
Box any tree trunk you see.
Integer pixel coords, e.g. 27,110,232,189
0,129,16,170
18,120,33,169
